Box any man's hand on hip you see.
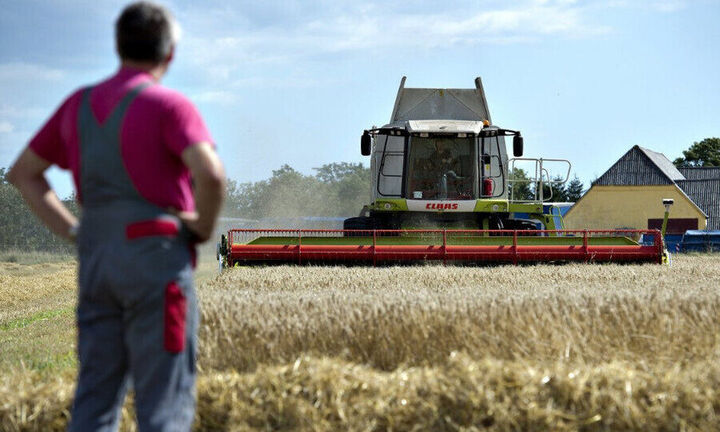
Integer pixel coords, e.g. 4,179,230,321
180,142,225,243
169,209,212,243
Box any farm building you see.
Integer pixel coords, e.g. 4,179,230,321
564,145,720,234
676,166,720,230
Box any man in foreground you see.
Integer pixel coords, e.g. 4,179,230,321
8,2,225,430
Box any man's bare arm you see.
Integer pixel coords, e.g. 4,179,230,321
8,149,79,242
178,142,226,242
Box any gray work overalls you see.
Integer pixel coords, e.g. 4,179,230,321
70,83,197,432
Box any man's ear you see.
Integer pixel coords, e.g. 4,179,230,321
165,45,175,65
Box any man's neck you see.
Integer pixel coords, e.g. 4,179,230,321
120,60,167,81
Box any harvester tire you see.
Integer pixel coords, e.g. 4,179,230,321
343,216,375,237
219,234,228,256
504,219,540,231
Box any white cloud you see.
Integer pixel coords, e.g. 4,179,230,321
176,0,610,91
192,90,238,105
0,104,45,119
602,0,689,13
189,2,608,60
188,76,327,106
0,62,66,82
0,121,14,134
652,0,687,12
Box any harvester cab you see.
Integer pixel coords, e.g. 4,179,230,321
217,77,668,266
346,76,570,232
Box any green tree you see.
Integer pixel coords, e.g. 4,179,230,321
223,179,245,217
540,174,568,202
0,167,75,253
260,165,328,217
221,163,372,220
508,168,534,201
673,137,720,167
313,162,367,183
314,163,370,217
565,175,584,202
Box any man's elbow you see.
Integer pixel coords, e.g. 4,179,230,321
6,166,22,187
6,167,17,186
197,169,226,195
208,172,226,193
7,149,50,188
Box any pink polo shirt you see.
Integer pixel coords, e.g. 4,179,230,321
28,67,213,212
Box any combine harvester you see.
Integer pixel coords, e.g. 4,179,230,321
218,77,667,267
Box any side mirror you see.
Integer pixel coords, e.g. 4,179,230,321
513,134,523,157
361,131,371,156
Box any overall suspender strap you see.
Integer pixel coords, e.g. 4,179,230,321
77,81,153,207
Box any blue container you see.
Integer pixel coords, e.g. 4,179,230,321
640,233,683,252
680,230,720,252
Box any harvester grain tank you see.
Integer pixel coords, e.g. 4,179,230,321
218,77,667,266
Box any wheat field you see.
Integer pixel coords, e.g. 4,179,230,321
2,255,720,431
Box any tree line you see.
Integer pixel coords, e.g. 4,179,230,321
673,138,720,167
0,167,78,253
223,162,371,219
0,163,372,252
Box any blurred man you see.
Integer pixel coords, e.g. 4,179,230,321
8,2,225,430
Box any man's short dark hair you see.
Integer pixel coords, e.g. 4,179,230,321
116,2,178,63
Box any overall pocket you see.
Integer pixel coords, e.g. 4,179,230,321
164,281,187,353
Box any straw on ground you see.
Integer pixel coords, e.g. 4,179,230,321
2,254,720,431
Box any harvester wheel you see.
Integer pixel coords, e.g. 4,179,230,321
219,234,228,256
504,219,540,231
343,216,375,237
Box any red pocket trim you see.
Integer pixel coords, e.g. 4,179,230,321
126,219,179,240
189,245,197,269
164,282,187,353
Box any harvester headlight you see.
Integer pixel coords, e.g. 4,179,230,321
384,203,393,210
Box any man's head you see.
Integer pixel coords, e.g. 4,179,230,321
116,2,180,72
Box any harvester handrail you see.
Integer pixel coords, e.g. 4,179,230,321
508,157,572,203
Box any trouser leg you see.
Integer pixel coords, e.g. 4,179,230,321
127,265,197,432
69,299,129,432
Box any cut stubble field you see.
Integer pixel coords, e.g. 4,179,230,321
2,254,720,431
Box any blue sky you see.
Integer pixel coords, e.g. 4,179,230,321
1,0,719,199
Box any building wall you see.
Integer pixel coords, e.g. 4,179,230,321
564,185,707,231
